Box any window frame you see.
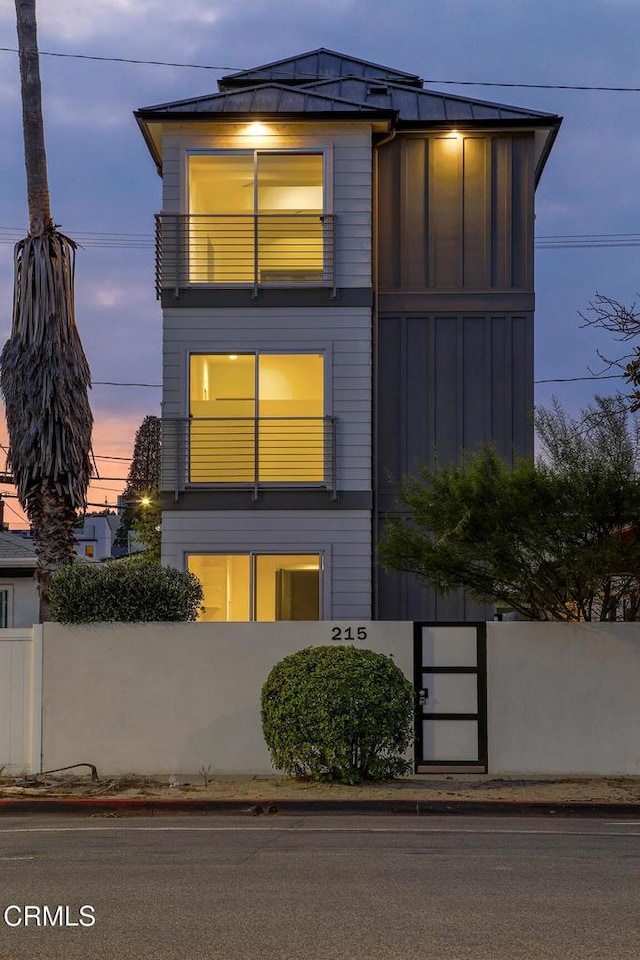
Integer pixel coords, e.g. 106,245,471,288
183,147,332,218
0,585,14,629
186,348,331,488
182,148,333,288
187,551,325,621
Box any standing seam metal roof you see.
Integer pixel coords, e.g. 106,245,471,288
297,76,560,123
218,48,422,89
136,83,394,117
137,51,559,126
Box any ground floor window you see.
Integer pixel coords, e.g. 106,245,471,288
0,587,11,628
188,553,321,622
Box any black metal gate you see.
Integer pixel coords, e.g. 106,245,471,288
414,622,487,773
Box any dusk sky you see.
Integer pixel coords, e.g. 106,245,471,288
0,0,639,526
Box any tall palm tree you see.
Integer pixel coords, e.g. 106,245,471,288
0,0,93,619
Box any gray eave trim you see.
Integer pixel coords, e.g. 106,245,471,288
377,291,535,313
160,287,373,309
161,490,373,511
0,558,38,569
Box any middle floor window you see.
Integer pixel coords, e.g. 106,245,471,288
189,352,326,484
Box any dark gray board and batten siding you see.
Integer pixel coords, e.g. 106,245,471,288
377,132,535,299
374,131,536,620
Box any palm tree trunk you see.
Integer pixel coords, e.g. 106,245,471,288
15,0,52,237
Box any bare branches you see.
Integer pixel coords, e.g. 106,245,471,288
579,293,640,410
580,292,640,342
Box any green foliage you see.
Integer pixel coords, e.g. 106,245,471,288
379,398,640,621
131,499,161,562
261,645,414,784
115,415,161,549
49,557,203,623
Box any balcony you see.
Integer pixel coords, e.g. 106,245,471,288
155,214,336,298
161,416,337,500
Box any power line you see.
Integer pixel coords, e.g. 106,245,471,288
1,46,640,92
423,79,640,93
4,224,640,252
0,47,239,71
1,496,27,523
93,381,161,388
93,455,133,462
0,490,122,511
535,374,624,384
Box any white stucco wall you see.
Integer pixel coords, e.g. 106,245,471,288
487,621,640,775
41,621,412,776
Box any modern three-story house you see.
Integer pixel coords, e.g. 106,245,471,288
135,48,561,623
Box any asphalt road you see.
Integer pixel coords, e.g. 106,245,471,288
0,815,639,959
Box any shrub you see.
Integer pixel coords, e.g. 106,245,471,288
49,557,203,623
261,645,414,784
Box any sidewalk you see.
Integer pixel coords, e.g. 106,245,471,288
2,773,640,817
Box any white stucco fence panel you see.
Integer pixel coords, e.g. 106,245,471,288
487,622,640,775
41,622,412,776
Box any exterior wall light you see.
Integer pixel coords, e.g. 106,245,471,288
244,122,269,136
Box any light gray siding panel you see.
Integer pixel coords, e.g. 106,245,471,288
162,306,371,491
160,124,373,288
161,510,372,618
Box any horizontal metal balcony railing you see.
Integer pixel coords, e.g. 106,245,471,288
155,214,336,297
161,416,337,500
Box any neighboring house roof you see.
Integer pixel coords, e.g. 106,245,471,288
0,531,37,568
218,48,423,89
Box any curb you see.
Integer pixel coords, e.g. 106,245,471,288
1,797,640,817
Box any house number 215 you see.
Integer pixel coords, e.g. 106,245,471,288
331,626,368,641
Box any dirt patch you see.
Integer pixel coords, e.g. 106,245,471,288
2,773,640,804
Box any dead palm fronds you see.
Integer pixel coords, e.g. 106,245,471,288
0,232,93,595
0,1,93,618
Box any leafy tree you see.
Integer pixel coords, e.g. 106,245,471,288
379,397,640,621
49,557,203,623
261,646,414,783
0,1,92,620
115,415,161,554
130,498,161,562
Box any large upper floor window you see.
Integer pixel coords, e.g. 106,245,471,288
188,553,321,621
187,151,326,284
189,352,326,484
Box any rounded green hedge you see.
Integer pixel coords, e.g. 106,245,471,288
261,645,414,783
49,557,203,623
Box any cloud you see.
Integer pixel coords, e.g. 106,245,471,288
0,1,224,45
